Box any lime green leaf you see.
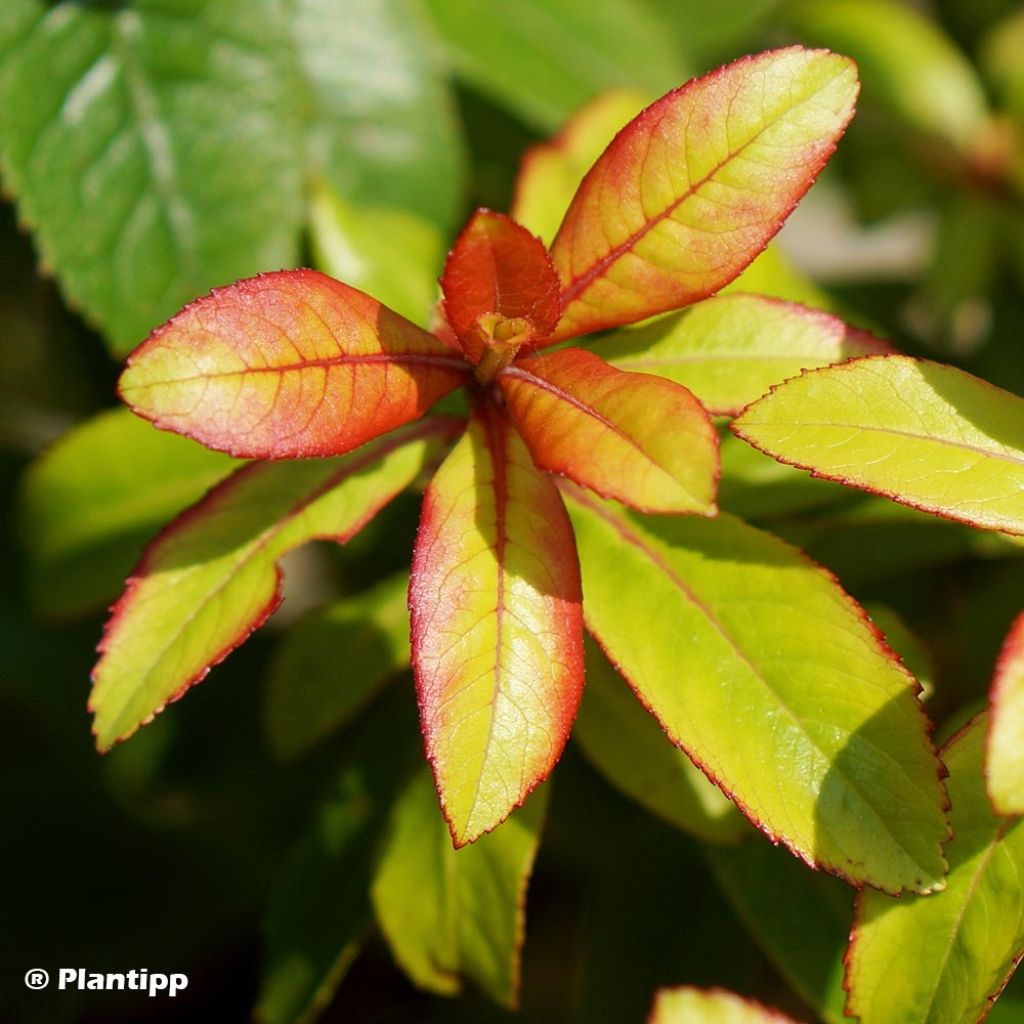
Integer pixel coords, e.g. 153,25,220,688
786,0,990,150
722,243,832,309
308,182,444,326
987,612,1024,815
574,641,743,844
649,986,800,1023
293,0,464,231
593,295,888,417
733,356,1024,536
20,408,240,618
421,0,689,130
711,838,852,1024
258,689,420,1024
263,574,411,761
370,769,549,1007
564,486,950,893
0,0,304,354
847,714,1024,1024
866,604,935,701
90,417,459,751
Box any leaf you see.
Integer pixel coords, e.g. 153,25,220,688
119,269,469,459
592,294,889,417
370,767,549,1007
563,485,950,893
498,347,719,514
90,416,460,751
410,403,583,845
987,612,1024,815
19,408,239,618
421,0,689,131
257,687,420,1024
732,355,1024,536
648,986,800,1023
548,48,859,341
721,242,832,309
512,89,650,246
293,0,464,231
440,209,561,362
846,714,1024,1024
786,0,990,150
574,640,744,843
263,574,411,761
0,0,304,354
308,181,444,325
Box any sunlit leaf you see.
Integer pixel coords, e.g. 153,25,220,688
90,417,460,751
574,641,743,843
987,612,1024,815
564,486,949,893
119,269,469,459
20,408,239,617
370,768,548,1006
499,347,718,514
593,295,887,417
549,48,858,341
847,714,1024,1024
649,985,800,1023
263,574,411,761
410,404,583,846
732,356,1024,536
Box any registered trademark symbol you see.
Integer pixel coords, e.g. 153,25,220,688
25,969,49,990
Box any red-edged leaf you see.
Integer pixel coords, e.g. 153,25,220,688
498,348,719,514
440,209,561,362
987,612,1024,815
548,47,859,341
410,401,584,845
119,269,470,459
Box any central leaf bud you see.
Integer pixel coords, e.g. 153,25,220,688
473,313,535,383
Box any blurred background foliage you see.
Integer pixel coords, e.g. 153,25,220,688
3,0,1024,1020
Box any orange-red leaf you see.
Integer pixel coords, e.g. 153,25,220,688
119,269,469,458
498,348,719,514
410,402,583,845
548,47,859,341
441,209,561,362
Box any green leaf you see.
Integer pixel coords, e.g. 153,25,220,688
846,714,1024,1024
263,574,411,761
721,242,832,309
986,612,1024,815
0,0,305,354
786,0,990,150
293,0,464,231
711,837,852,1024
257,688,420,1024
90,417,459,751
649,986,800,1024
20,408,240,618
865,604,935,701
733,356,1024,536
573,640,744,844
564,486,950,893
370,768,549,1007
422,0,690,130
592,295,888,417
308,182,444,326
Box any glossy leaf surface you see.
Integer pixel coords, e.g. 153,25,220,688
91,418,458,751
733,356,1024,536
574,641,743,843
549,47,859,341
20,409,239,617
441,210,561,361
119,269,468,459
371,768,548,1006
987,613,1024,815
847,714,1024,1024
264,574,411,761
649,986,799,1023
593,295,889,416
499,347,718,514
565,486,949,893
410,405,583,845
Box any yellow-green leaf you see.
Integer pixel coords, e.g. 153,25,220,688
987,612,1024,815
649,986,800,1023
